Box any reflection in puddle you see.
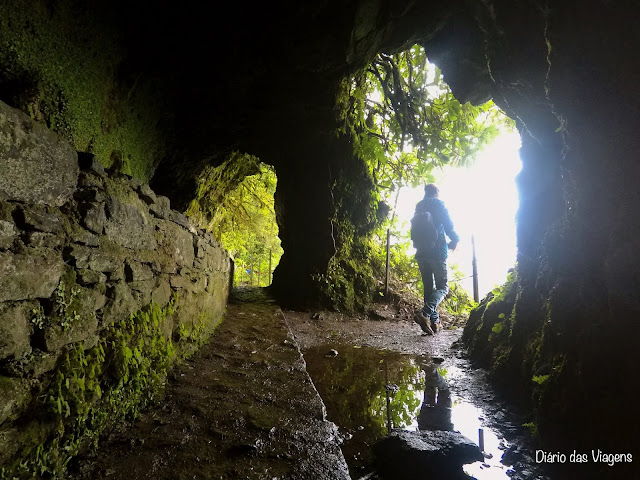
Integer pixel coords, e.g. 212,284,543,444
303,344,510,479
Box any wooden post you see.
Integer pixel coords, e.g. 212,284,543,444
257,263,261,287
478,428,485,452
385,228,391,297
268,249,272,285
472,235,479,303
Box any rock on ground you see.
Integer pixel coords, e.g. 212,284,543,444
373,429,483,479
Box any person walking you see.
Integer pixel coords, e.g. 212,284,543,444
412,184,459,335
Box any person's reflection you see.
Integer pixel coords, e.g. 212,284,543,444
417,365,454,431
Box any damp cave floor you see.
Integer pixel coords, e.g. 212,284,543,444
68,287,538,480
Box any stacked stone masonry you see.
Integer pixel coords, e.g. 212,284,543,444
0,99,231,468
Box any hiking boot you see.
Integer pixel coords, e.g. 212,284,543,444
414,311,434,335
431,320,440,333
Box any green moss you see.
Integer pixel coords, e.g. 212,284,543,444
312,149,381,313
0,293,219,479
0,2,167,182
51,268,83,330
532,374,549,385
186,152,261,230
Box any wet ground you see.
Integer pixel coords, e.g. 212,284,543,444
283,308,551,480
70,290,349,480
69,288,550,479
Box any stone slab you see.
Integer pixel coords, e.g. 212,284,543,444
0,100,78,206
0,301,36,361
0,376,31,425
0,249,63,302
155,220,195,269
105,198,156,250
0,220,17,250
373,429,483,478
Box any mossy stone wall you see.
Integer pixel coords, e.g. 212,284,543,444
0,99,231,478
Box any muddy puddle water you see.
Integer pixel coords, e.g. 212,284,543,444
303,344,512,479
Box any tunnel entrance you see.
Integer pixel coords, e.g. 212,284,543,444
351,44,518,311
193,161,283,287
395,129,522,299
223,163,283,287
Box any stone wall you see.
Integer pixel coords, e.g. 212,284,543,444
0,100,231,475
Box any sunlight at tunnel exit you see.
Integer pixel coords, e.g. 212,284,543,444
396,129,522,297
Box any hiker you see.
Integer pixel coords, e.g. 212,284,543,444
417,366,453,431
411,183,459,335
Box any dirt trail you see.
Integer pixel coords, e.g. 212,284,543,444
69,289,546,480
70,290,349,480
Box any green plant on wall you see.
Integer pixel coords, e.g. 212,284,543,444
3,296,182,479
337,45,509,209
52,278,81,330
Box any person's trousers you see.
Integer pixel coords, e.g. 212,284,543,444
416,256,448,321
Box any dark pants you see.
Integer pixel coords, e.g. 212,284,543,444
416,256,448,321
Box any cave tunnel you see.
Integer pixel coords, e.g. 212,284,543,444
1,1,640,478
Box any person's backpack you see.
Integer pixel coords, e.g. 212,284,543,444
411,208,438,250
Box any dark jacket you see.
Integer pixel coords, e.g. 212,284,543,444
414,197,459,259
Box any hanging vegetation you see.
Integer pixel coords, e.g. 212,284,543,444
326,45,511,310
339,45,508,204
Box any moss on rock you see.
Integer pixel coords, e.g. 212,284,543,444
0,2,167,182
0,292,226,479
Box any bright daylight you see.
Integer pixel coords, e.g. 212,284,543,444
395,130,521,298
359,44,520,310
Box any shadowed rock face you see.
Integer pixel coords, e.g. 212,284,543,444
0,101,78,206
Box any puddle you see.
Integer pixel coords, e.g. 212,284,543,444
303,344,512,479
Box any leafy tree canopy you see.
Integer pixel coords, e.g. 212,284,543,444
329,45,513,311
338,44,512,212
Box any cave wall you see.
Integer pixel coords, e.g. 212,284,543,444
435,1,640,473
0,100,231,476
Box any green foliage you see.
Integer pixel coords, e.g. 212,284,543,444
219,164,283,287
490,268,518,304
532,374,550,385
2,295,191,479
492,322,504,334
522,421,539,437
337,44,510,209
187,155,282,287
30,304,46,330
187,152,261,229
51,271,82,330
0,2,167,181
440,263,477,315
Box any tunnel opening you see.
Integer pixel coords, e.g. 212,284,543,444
334,43,520,316
395,128,522,301
184,154,283,288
